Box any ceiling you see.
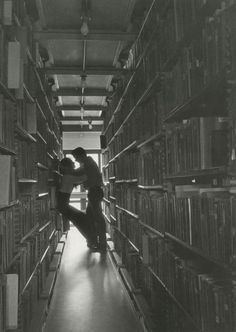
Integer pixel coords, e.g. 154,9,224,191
31,0,147,139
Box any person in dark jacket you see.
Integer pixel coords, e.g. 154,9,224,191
71,147,107,252
57,157,95,245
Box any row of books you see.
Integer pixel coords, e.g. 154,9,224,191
102,165,109,183
107,92,164,153
37,169,49,195
127,0,160,71
114,152,138,181
166,190,236,265
0,95,15,150
113,229,193,331
112,228,200,331
17,100,30,131
138,190,166,234
14,231,61,332
102,2,236,332
0,207,17,274
161,11,235,116
109,201,116,220
138,187,236,265
15,139,35,179
35,198,50,228
148,238,235,332
109,182,116,198
38,221,55,259
160,0,230,69
115,183,138,215
138,140,166,186
111,184,236,266
2,226,63,332
35,139,48,168
14,195,35,247
106,138,165,186
141,36,160,87
19,273,38,332
104,1,234,140
113,227,236,332
20,228,63,332
19,237,39,293
105,85,167,154
116,209,141,251
0,204,57,278
129,0,224,72
0,4,64,331
229,83,236,173
166,117,228,175
112,79,139,132
46,127,62,158
107,162,115,179
103,71,132,132
0,2,44,99
134,93,164,143
23,62,38,101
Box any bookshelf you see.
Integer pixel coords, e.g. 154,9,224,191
102,1,236,331
0,2,64,331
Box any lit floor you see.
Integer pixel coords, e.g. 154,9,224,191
44,226,143,332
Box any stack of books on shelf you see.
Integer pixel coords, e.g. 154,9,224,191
115,152,138,181
102,1,236,330
138,139,166,186
116,183,138,215
0,1,64,330
166,117,228,175
0,95,15,150
138,190,166,234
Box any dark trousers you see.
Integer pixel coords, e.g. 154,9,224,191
57,192,94,242
86,186,106,247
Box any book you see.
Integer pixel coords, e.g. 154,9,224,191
26,103,37,134
0,94,3,143
5,274,18,329
3,0,12,25
7,41,21,89
0,155,15,206
0,275,6,332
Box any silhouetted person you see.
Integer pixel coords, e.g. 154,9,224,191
57,157,95,245
71,147,107,252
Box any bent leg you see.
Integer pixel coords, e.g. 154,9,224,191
57,192,94,242
88,188,106,249
65,205,94,242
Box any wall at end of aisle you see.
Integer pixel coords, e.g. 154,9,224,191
62,132,101,150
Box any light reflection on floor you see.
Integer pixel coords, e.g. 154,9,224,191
44,227,143,332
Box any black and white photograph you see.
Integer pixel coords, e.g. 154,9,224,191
0,0,236,331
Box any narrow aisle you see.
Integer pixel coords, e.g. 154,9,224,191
44,227,143,332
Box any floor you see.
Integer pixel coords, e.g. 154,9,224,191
44,226,143,332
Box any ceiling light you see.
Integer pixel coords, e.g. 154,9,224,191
80,0,91,36
80,101,85,120
81,20,89,36
88,119,93,130
81,75,87,88
80,107,84,120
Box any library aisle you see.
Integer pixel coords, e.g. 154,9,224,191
43,227,143,332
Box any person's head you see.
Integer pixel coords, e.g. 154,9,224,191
59,157,74,174
71,147,87,163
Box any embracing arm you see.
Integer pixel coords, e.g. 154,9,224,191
70,174,87,185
